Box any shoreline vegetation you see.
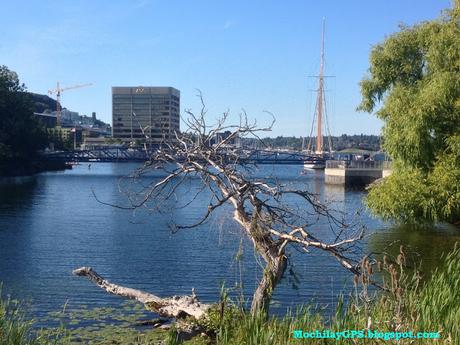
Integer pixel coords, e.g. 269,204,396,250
0,160,70,178
0,66,52,178
1,245,459,345
360,2,460,224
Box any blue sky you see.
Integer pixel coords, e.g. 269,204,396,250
0,0,452,136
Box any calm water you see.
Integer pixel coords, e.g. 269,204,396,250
0,163,458,320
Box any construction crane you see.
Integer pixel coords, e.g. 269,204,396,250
48,82,92,126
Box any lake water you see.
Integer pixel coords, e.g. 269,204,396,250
0,163,459,321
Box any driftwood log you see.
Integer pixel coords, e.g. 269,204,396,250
73,267,210,320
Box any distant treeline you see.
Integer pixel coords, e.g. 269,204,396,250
243,134,381,151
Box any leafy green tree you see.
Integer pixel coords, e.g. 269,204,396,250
0,65,49,175
359,1,460,224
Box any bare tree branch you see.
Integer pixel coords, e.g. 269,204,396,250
83,95,366,317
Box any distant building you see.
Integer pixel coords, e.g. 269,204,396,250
48,126,83,149
60,108,80,123
210,131,240,147
81,136,107,150
112,86,180,144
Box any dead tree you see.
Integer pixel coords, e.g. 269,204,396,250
75,95,364,318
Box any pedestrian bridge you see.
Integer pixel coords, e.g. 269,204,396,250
41,147,318,165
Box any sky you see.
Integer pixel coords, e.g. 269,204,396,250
0,0,452,137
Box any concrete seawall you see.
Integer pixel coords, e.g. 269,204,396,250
325,160,392,186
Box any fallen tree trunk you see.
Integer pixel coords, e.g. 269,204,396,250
73,267,211,320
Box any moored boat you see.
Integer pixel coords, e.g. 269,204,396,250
303,19,333,170
303,159,325,169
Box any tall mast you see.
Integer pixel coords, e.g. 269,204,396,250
316,18,325,154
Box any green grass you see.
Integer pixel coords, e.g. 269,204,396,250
0,294,34,345
2,245,460,344
204,244,460,345
0,292,61,345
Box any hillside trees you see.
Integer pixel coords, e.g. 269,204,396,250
0,66,49,175
251,135,380,151
359,1,460,224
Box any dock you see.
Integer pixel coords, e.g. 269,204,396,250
325,160,392,186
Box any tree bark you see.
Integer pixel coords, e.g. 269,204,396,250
250,254,287,316
73,267,210,320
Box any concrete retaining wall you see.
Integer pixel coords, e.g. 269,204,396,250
325,168,386,186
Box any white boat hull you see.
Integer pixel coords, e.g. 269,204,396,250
303,162,325,169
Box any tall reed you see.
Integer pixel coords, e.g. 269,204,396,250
208,244,460,345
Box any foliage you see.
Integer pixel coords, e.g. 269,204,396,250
0,294,36,345
205,245,460,344
0,291,62,345
28,93,59,114
413,244,460,342
359,3,460,223
242,134,381,151
366,165,434,222
0,66,49,175
187,287,241,336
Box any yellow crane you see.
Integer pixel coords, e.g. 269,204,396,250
48,82,92,126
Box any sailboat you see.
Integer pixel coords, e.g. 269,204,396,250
304,18,333,170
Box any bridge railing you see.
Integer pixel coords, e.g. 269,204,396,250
326,160,392,170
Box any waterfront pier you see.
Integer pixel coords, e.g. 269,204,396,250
325,160,392,186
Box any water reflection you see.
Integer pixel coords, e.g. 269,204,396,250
368,223,460,276
324,183,345,203
0,176,38,210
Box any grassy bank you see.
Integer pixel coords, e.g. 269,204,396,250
0,294,60,345
210,245,459,344
2,245,459,344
